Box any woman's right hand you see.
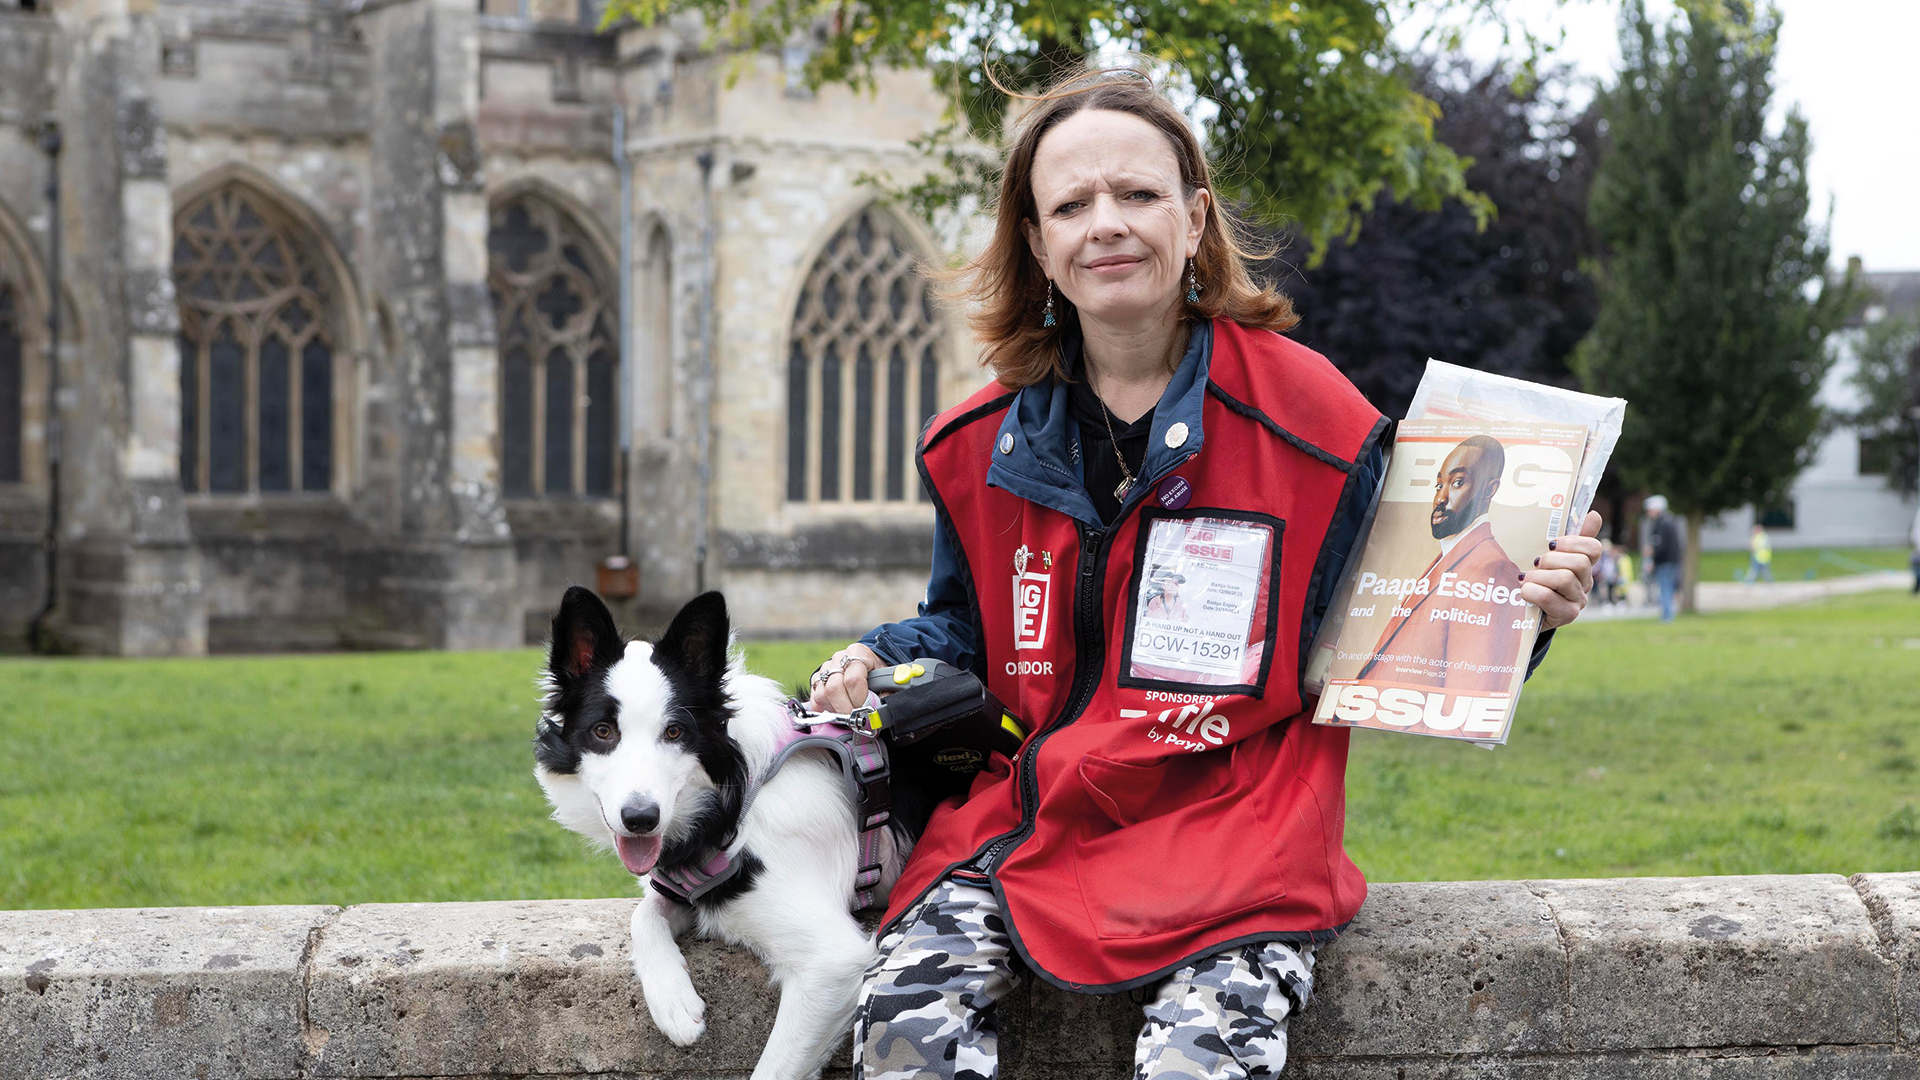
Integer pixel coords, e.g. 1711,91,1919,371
807,642,884,713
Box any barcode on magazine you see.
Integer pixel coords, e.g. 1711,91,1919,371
1546,508,1565,539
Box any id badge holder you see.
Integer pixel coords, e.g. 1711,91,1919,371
1120,511,1283,698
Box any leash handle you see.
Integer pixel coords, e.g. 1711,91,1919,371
866,657,961,693
857,666,1028,750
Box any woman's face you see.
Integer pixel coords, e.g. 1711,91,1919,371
1023,108,1208,331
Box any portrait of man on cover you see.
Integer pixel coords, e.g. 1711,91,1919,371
1356,435,1525,691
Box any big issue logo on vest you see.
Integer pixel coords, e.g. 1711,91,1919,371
893,319,1388,991
1008,545,1056,676
1012,544,1051,649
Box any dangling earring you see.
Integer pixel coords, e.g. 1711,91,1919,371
1043,279,1056,328
1186,259,1202,303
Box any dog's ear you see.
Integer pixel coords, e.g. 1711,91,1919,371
656,591,731,686
548,586,625,685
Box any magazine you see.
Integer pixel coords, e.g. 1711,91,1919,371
1308,418,1589,745
1301,360,1627,747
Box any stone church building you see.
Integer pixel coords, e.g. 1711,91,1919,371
0,0,984,653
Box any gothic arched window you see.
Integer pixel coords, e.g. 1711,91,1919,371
640,224,673,436
0,281,21,484
0,213,50,492
787,206,944,503
173,184,342,495
488,194,617,498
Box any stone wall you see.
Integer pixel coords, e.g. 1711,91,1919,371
3,873,1915,1079
478,15,629,637
695,53,984,635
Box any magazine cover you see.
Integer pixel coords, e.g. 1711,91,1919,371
1303,361,1626,701
1310,418,1588,744
1297,361,1628,699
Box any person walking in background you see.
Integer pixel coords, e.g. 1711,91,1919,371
1636,512,1653,610
1910,505,1920,596
1642,495,1683,621
1746,523,1774,583
1596,541,1621,605
1617,544,1637,607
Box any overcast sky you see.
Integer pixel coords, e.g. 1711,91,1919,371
1419,0,1918,272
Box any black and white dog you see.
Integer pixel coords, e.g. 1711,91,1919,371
534,586,913,1080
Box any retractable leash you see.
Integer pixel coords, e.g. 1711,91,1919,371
649,662,1029,909
856,660,1028,776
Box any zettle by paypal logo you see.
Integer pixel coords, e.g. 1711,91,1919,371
1123,697,1232,752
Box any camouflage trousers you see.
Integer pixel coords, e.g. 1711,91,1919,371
853,878,1315,1080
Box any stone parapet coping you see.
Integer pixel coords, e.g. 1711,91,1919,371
2,873,1914,1079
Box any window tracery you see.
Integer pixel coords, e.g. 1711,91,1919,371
787,207,944,504
0,282,21,484
488,194,618,498
172,183,340,495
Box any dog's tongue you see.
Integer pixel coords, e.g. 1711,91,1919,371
615,833,663,876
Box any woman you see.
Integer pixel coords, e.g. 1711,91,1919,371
809,70,1602,1079
1141,567,1186,621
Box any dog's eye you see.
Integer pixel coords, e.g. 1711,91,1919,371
662,723,683,742
591,721,616,741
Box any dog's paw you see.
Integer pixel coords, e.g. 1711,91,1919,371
643,976,707,1046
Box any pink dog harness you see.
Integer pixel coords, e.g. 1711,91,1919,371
649,699,892,909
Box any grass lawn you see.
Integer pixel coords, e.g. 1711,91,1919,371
1693,544,1911,583
2,591,1915,910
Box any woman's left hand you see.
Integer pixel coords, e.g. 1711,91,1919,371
1523,511,1604,631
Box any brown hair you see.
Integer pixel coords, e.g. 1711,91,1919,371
944,68,1298,389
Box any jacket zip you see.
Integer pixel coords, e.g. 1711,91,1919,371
971,522,1106,872
969,449,1201,874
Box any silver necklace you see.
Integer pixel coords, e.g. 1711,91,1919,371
1088,368,1137,500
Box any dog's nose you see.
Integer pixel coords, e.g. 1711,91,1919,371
621,799,660,835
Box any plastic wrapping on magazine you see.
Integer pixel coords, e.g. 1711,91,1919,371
1302,360,1627,708
1406,360,1626,526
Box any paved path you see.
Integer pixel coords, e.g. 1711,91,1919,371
1582,570,1913,620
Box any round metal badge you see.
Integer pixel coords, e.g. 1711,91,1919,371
1157,475,1193,510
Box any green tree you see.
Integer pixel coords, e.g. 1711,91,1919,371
1272,61,1603,416
605,0,1512,261
1846,315,1920,495
1575,0,1852,613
